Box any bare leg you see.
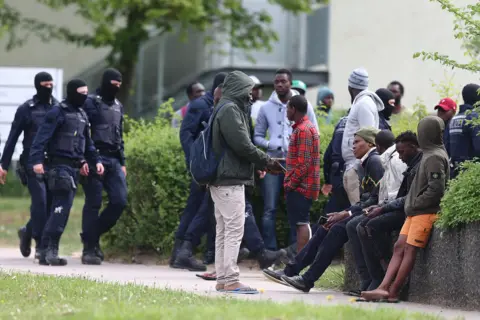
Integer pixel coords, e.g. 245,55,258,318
388,244,418,300
296,224,310,253
361,235,407,300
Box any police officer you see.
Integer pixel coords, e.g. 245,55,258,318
80,68,127,265
29,79,104,266
448,83,480,178
0,72,59,259
322,112,351,214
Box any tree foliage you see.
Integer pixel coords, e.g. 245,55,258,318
3,0,327,114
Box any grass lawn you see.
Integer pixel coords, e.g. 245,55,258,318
314,263,344,290
0,197,84,255
0,272,443,320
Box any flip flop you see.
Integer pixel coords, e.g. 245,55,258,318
222,287,259,294
196,273,217,281
355,298,399,303
343,290,361,297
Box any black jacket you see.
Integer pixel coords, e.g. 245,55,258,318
352,149,384,212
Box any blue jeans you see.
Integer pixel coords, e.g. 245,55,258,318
175,180,207,241
82,156,128,244
261,172,284,250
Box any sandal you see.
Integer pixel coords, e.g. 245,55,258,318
196,272,217,281
222,286,259,294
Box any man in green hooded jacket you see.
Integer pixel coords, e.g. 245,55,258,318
210,70,280,294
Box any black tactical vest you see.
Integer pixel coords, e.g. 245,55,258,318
23,100,49,149
49,103,88,156
90,95,122,147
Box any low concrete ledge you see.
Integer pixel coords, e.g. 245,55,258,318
343,222,480,311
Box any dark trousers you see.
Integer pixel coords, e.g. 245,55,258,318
349,211,406,290
261,171,285,250
175,180,206,241
42,165,78,246
24,170,52,245
82,156,127,245
184,190,214,250
243,197,265,255
323,172,350,214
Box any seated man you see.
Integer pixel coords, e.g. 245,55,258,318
362,116,449,302
263,127,384,292
346,131,420,294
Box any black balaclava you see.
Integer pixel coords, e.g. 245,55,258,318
462,83,480,106
34,72,53,103
211,72,227,95
66,79,88,107
100,68,122,101
376,88,395,120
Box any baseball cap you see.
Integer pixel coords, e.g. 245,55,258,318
292,80,307,94
435,97,457,112
249,75,264,88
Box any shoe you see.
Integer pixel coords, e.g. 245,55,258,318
257,249,287,269
82,249,102,265
203,250,215,265
262,268,289,286
44,243,68,266
285,243,297,262
169,240,183,268
173,241,207,271
18,227,32,258
281,275,311,293
94,244,104,261
238,248,250,262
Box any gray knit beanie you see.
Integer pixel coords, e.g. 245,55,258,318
348,68,369,90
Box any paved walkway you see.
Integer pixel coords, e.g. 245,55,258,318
0,248,478,319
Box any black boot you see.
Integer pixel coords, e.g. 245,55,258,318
18,226,32,258
94,242,104,261
44,240,67,266
82,246,102,265
173,241,206,271
169,239,183,267
34,239,42,260
203,250,215,265
238,247,250,262
257,249,287,269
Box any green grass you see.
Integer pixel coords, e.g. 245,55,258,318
0,197,84,255
314,263,345,290
0,272,443,320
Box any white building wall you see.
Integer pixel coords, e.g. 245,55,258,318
326,0,478,111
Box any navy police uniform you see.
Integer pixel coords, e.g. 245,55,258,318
29,79,99,266
80,68,127,265
0,72,58,258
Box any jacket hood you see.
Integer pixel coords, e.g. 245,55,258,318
354,90,385,112
221,71,254,111
417,116,445,151
268,89,301,106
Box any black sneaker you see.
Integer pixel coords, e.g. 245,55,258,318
238,248,250,262
281,275,311,293
18,227,32,258
257,249,287,269
82,250,102,265
262,268,289,286
173,256,207,271
203,250,215,265
44,246,68,266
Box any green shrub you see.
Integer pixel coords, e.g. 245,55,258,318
0,170,28,197
438,161,480,228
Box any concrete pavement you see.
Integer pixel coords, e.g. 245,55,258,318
0,248,478,320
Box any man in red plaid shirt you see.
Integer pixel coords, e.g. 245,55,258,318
285,95,320,253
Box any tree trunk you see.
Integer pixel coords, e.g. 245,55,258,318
116,58,137,117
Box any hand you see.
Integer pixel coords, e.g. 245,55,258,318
321,184,332,196
0,166,7,185
257,170,266,179
80,163,89,176
266,159,285,175
33,164,44,175
96,163,105,175
325,211,349,229
366,207,383,219
121,166,127,177
267,141,282,151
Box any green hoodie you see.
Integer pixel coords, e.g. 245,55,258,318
212,71,270,186
404,116,450,216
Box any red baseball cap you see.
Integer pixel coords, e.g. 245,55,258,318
435,98,457,112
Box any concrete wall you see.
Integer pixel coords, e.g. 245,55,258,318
0,0,108,81
328,0,478,111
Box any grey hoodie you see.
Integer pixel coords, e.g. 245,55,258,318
404,116,449,216
212,71,270,186
341,90,384,170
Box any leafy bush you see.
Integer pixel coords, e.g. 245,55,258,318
0,170,28,197
438,161,480,228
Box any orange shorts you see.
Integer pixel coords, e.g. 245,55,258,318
400,214,438,248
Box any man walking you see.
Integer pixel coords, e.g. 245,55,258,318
80,68,128,265
342,68,384,205
30,79,104,266
254,68,318,250
285,95,320,252
0,72,59,259
210,70,279,293
171,82,206,128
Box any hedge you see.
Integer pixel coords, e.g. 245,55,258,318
102,100,428,256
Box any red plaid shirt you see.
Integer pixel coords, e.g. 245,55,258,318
284,116,321,200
